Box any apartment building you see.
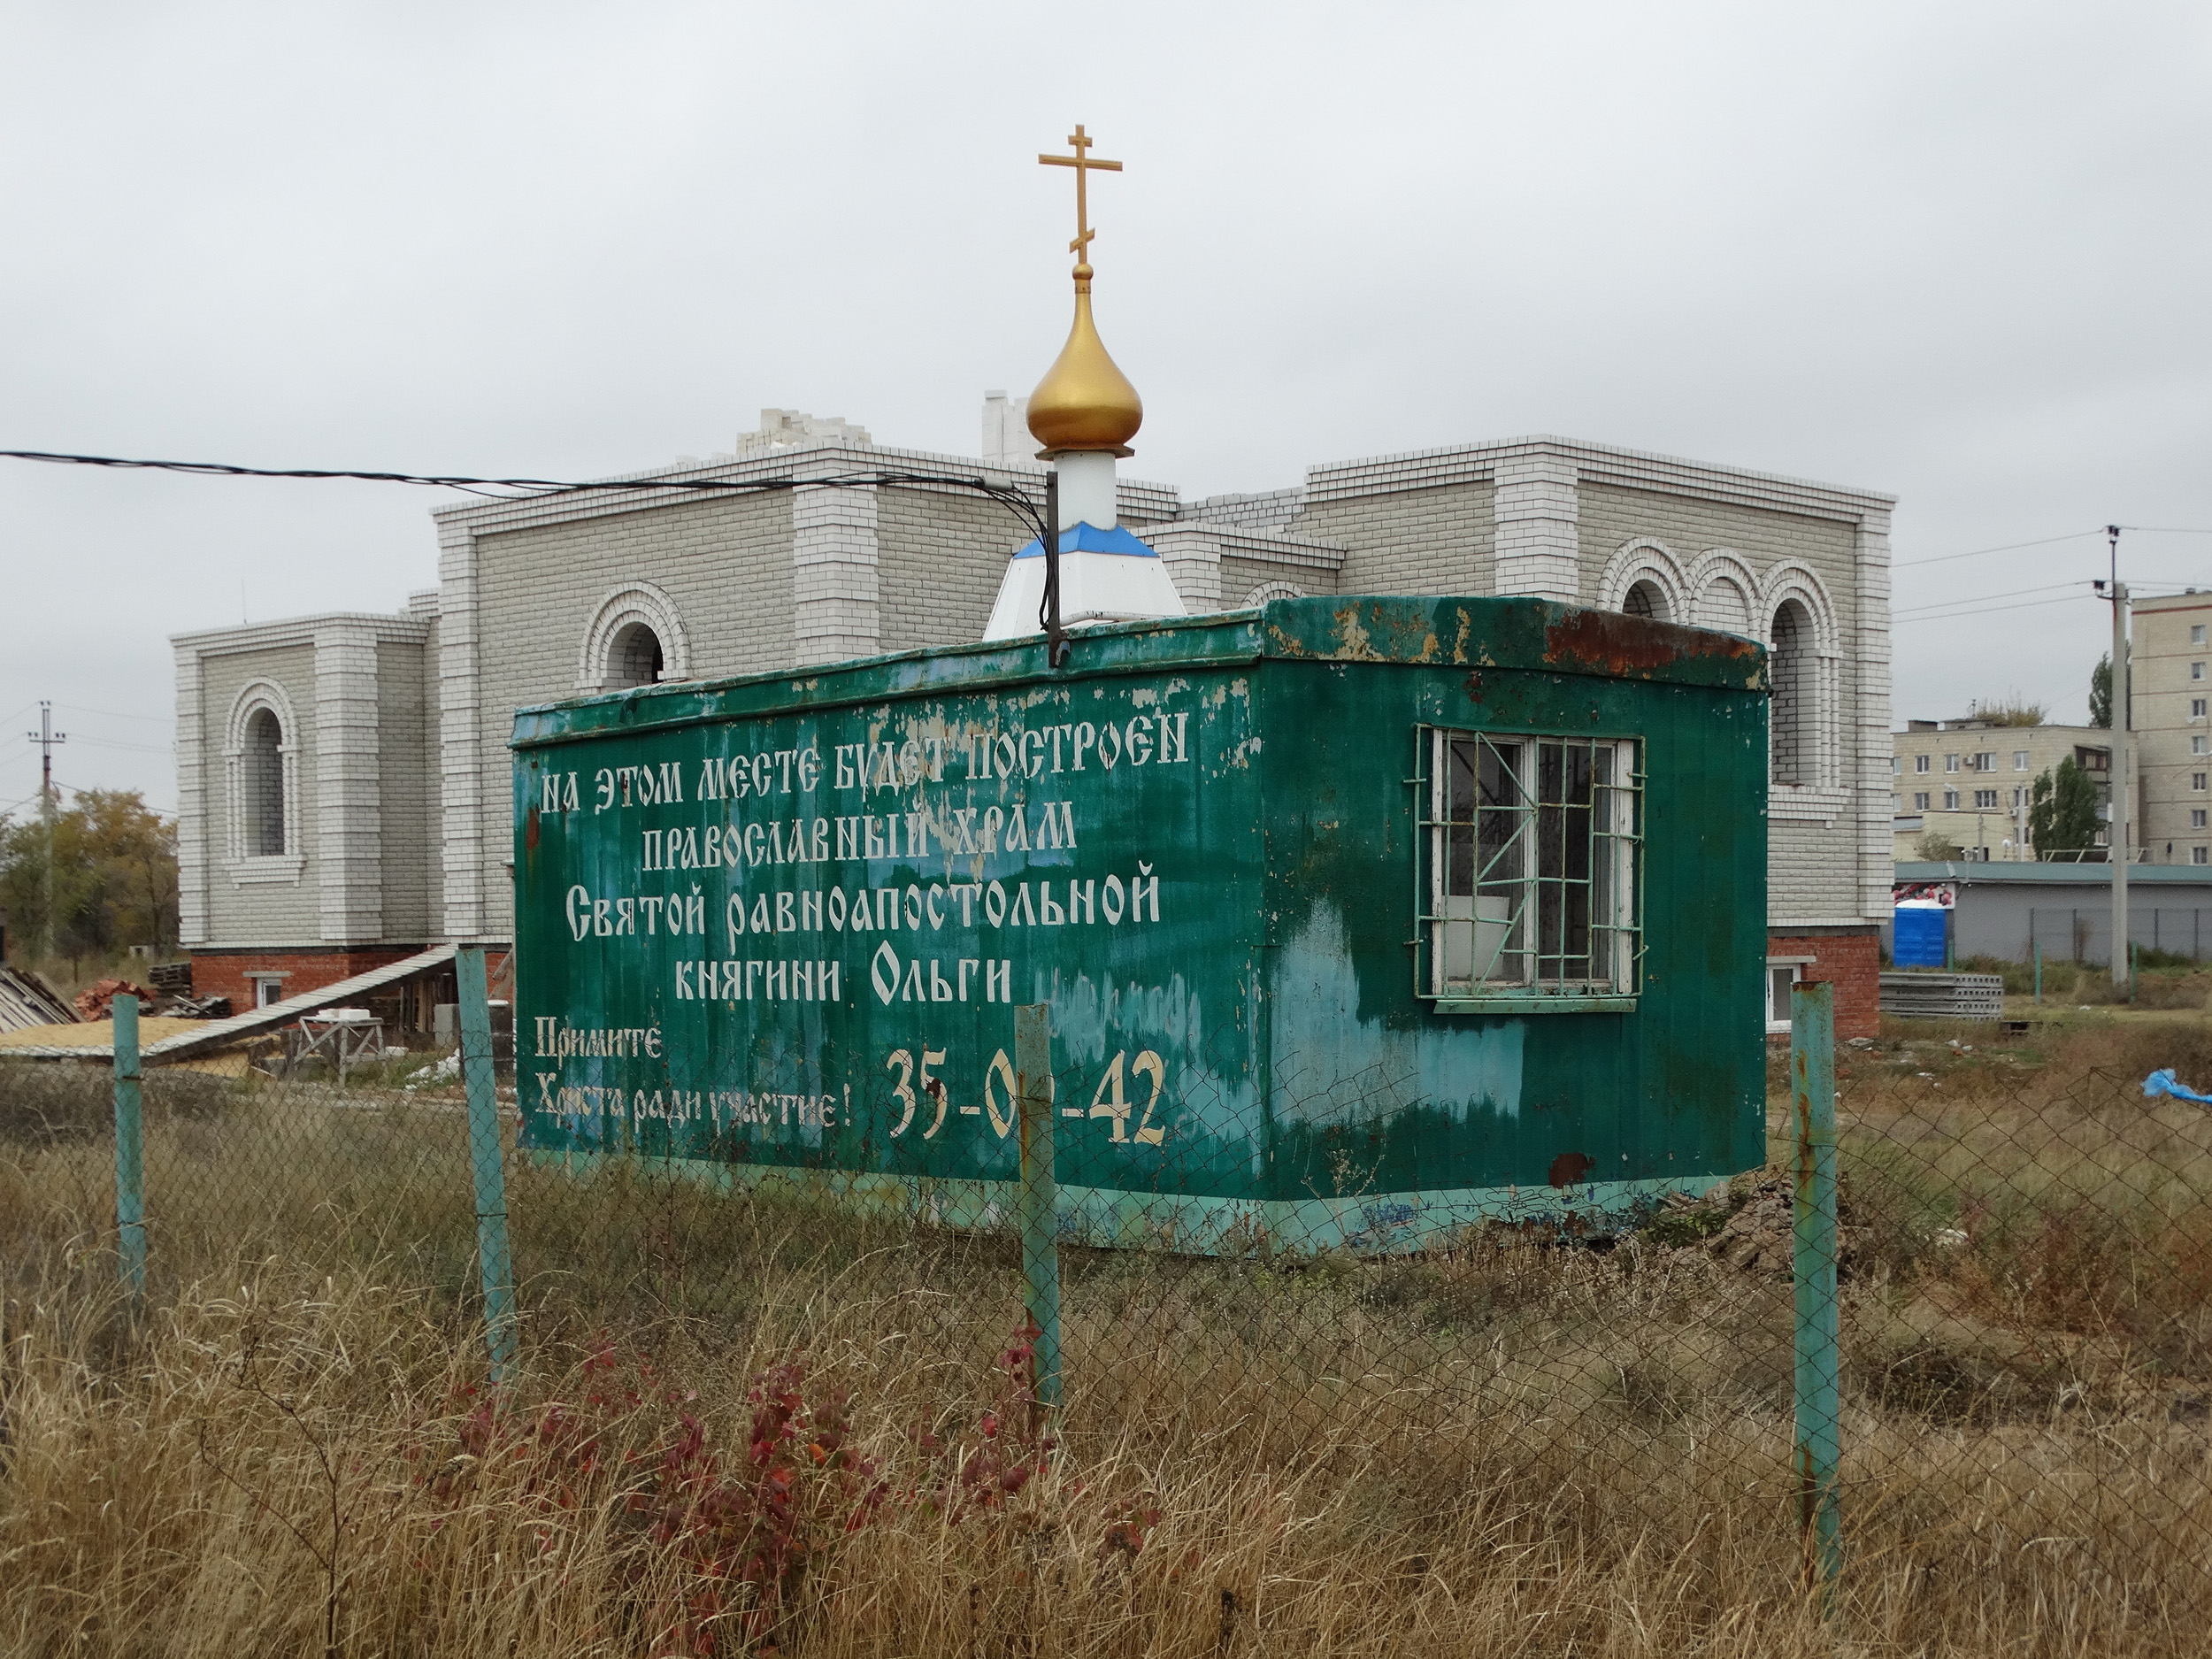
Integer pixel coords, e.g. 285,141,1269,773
1890,718,2111,861
2131,592,2212,866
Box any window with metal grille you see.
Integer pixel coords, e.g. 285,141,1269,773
1974,789,1998,809
1414,728,1641,1011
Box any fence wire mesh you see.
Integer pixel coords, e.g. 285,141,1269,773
4,1003,2212,1655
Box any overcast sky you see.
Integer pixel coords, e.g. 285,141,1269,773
3,0,2208,817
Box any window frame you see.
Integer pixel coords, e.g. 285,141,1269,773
222,680,304,885
1765,958,1811,1035
1413,726,1643,1014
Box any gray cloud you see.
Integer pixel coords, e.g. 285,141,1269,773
3,0,2207,810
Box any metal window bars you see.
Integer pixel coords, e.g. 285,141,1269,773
1410,726,1643,1011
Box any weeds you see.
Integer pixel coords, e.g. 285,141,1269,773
6,1022,2212,1654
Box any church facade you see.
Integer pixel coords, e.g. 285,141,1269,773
172,409,1893,1033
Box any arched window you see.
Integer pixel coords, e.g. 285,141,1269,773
243,707,286,854
1622,580,1670,621
577,581,690,691
223,680,303,876
1597,540,1687,622
1770,598,1813,786
608,622,664,688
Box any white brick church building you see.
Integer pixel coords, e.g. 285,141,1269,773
172,407,1894,1033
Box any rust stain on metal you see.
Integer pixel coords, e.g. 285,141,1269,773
1548,1151,1595,1188
1793,1046,1816,1195
1462,671,1485,700
524,805,541,854
1330,605,1384,662
1544,609,1761,679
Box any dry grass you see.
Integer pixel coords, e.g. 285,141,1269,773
3,1033,2211,1655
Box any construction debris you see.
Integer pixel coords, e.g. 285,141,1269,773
0,965,78,1033
74,979,155,1021
160,994,231,1019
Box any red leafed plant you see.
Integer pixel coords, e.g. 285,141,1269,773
913,1321,1058,1525
418,1340,884,1655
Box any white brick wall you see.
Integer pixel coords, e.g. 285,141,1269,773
201,642,319,944
379,635,434,940
172,430,1893,955
877,487,1025,651
465,492,795,937
1493,455,1580,601
793,482,880,665
174,646,207,946
315,622,383,942
1299,482,1494,595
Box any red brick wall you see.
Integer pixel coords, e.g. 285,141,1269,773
189,946,426,1013
1770,930,1880,1040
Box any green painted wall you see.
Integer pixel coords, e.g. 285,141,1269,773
510,596,1769,1252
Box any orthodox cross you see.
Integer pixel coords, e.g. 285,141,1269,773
1038,124,1122,270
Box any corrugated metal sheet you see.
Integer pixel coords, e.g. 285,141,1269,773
0,965,78,1034
141,945,459,1062
0,947,462,1063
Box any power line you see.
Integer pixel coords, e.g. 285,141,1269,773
1894,594,2105,626
1895,577,2205,621
55,702,168,726
1895,530,2106,570
1893,580,2091,618
0,447,1055,545
65,734,172,756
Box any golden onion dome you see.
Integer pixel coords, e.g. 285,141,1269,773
1026,266,1142,457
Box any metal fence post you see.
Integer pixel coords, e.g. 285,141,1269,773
2033,941,2042,1003
1791,979,1842,1603
1014,1004,1063,1413
111,992,146,1306
458,945,518,1384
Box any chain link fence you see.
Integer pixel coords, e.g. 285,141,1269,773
3,981,2211,1655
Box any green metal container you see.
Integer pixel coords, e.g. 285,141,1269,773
511,595,1769,1253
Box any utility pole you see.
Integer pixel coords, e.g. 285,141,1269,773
2104,526,2130,995
26,702,65,962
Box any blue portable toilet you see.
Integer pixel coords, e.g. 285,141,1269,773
1893,901,1947,969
